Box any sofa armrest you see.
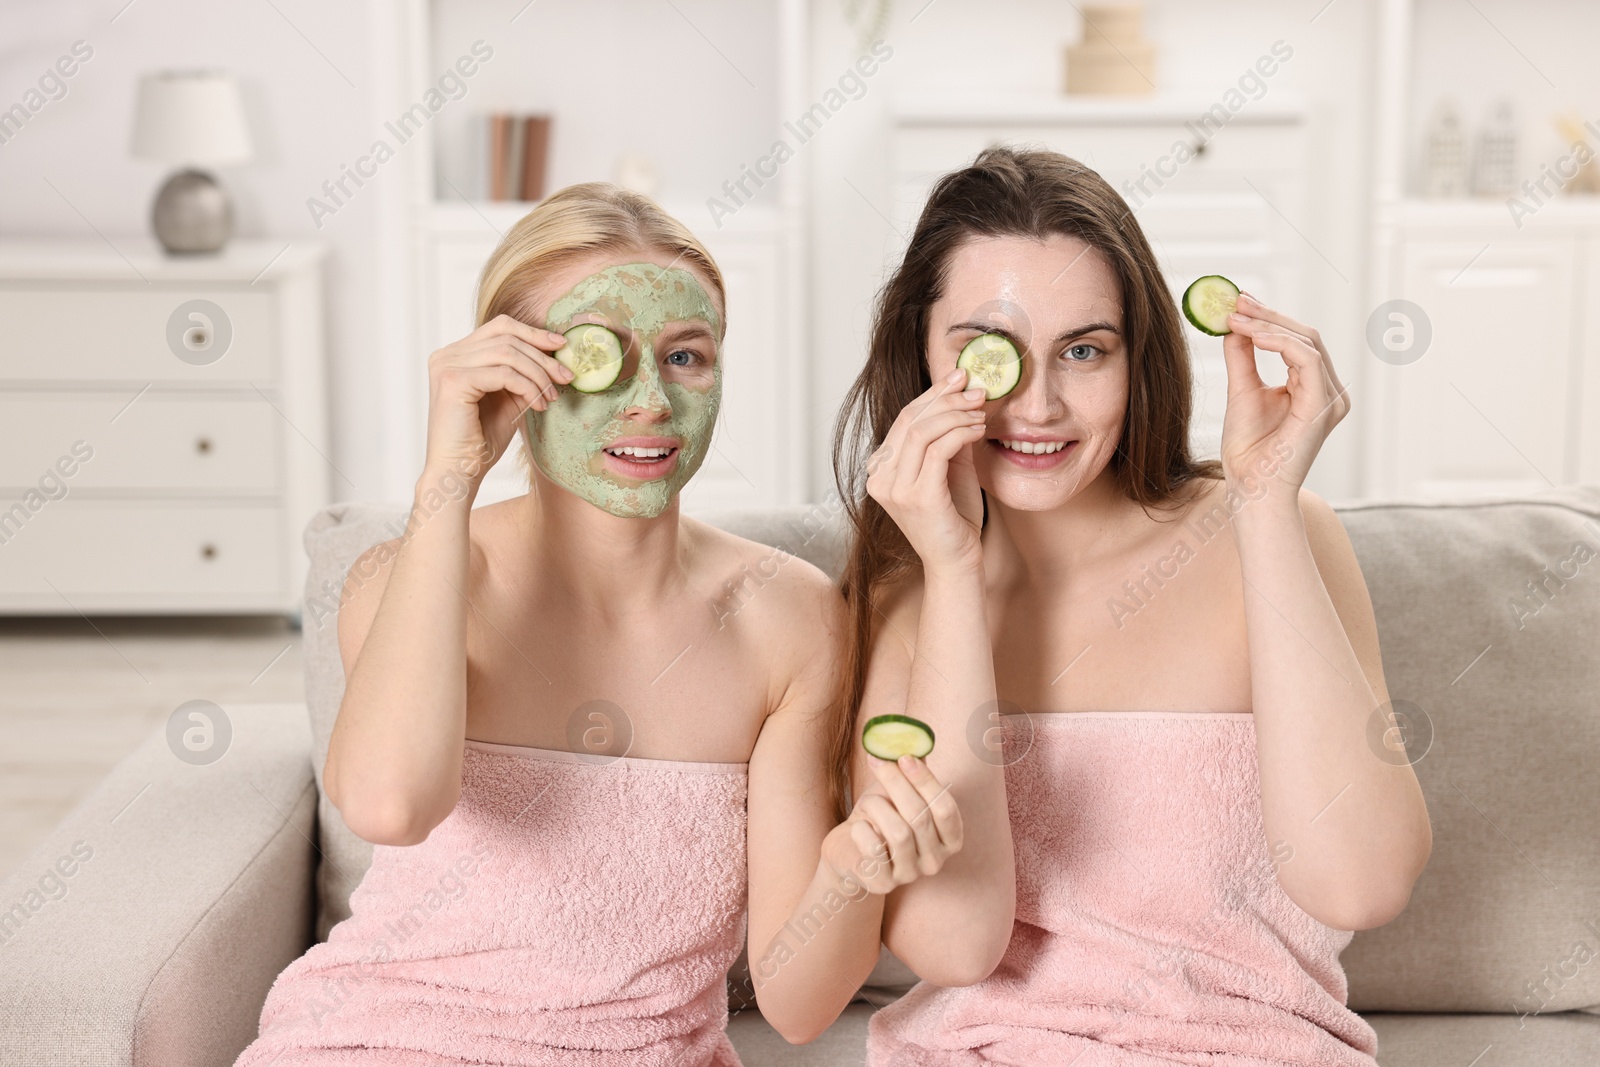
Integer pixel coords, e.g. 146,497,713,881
0,703,319,1067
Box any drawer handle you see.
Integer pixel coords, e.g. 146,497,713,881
200,543,218,561
195,437,213,455
1191,139,1208,157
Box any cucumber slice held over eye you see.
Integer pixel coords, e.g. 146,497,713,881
1182,275,1241,337
956,333,1023,400
861,713,936,761
554,323,625,393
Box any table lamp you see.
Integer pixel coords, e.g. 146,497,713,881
131,70,254,254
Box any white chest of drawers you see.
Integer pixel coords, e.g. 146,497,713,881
0,240,329,617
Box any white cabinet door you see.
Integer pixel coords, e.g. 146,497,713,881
1377,236,1577,498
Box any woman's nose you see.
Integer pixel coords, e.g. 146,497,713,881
1002,358,1057,420
618,350,672,416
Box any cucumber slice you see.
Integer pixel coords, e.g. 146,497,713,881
861,713,936,760
554,324,625,393
956,334,1022,400
1182,275,1241,336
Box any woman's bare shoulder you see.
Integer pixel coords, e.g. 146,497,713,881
681,516,848,726
680,514,840,627
461,496,523,569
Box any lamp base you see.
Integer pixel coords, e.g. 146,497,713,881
151,168,234,255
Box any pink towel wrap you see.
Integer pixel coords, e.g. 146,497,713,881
867,711,1380,1067
234,739,748,1067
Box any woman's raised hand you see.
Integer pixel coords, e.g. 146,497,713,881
1218,293,1351,498
866,368,989,576
821,755,964,896
423,314,576,482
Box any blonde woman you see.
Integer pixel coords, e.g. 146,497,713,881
232,184,957,1066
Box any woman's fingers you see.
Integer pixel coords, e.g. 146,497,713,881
869,756,962,874
839,759,965,892
439,363,547,416
846,818,895,892
1236,294,1323,356
910,416,988,508
421,317,578,474
444,314,577,397
453,335,574,393
885,405,988,495
1235,295,1349,423
897,388,989,491
502,333,578,388
894,755,963,856
877,370,976,479
854,794,920,886
473,312,569,353
1220,319,1267,400
868,758,950,872
1235,329,1340,430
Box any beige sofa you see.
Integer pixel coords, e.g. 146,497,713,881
4,484,1599,1066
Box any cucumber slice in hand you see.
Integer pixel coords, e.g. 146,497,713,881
554,324,624,393
1182,275,1241,336
956,333,1023,400
862,713,936,760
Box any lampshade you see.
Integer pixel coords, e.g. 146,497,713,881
131,70,253,167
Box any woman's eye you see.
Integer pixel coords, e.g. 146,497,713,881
1065,343,1100,362
666,348,700,367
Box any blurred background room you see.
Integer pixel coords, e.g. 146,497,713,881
1,0,1597,936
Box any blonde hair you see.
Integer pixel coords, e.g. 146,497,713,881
474,182,727,484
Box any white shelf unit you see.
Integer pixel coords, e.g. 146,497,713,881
0,240,330,615
376,0,811,510
1364,0,1600,498
888,92,1309,466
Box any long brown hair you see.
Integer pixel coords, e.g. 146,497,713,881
823,145,1222,820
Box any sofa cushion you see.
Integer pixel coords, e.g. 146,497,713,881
1362,1010,1600,1066
299,500,396,943
1331,484,1600,1013
727,1001,876,1063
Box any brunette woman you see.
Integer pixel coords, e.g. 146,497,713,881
832,146,1429,1065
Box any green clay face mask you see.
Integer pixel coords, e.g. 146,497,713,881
525,262,722,518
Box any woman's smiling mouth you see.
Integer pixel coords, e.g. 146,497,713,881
600,436,681,479
989,436,1078,469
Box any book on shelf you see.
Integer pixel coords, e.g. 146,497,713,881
488,112,553,202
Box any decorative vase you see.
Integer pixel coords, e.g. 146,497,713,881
1471,98,1518,198
150,168,234,254
1422,100,1469,198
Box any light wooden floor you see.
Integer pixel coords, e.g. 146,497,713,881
0,615,304,879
